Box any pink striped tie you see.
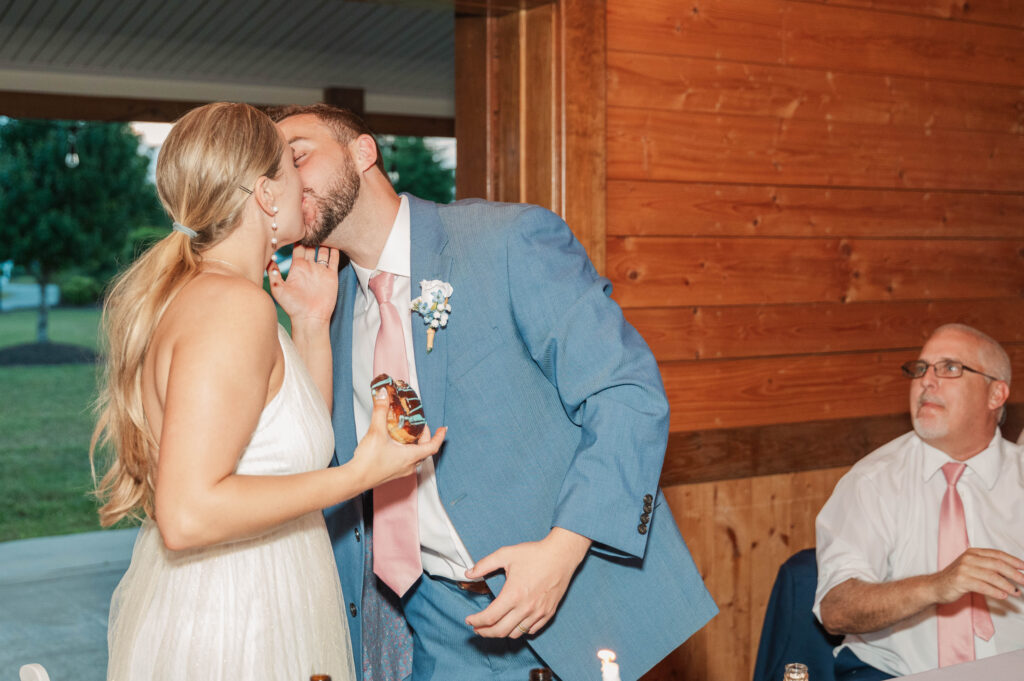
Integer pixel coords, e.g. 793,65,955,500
368,271,422,596
937,462,995,667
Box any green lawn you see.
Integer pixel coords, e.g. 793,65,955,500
0,364,112,541
1,307,109,541
0,306,102,350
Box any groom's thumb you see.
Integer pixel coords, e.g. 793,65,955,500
466,550,502,580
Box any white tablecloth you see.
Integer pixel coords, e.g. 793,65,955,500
898,649,1024,680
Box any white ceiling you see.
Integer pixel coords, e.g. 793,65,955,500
0,0,455,116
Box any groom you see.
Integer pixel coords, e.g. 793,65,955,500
274,104,717,681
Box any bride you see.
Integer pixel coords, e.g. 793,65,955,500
90,102,445,680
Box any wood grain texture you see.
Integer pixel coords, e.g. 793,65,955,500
660,345,1024,432
452,1,605,270
626,299,1024,362
783,2,1024,87
800,0,1024,28
455,14,490,200
522,3,558,211
607,51,1024,134
660,405,1024,485
607,107,1024,191
606,236,1024,308
608,0,786,66
641,467,850,681
661,413,910,485
608,0,1024,87
560,0,607,273
607,181,1024,239
493,11,522,203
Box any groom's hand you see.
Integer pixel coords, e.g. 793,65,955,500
463,527,591,639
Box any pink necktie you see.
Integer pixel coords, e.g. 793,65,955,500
368,272,422,596
937,462,995,667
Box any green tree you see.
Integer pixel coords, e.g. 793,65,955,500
381,136,455,204
0,119,162,342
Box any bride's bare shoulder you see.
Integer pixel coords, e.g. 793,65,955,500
159,272,279,354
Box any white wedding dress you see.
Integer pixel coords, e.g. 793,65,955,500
107,326,354,681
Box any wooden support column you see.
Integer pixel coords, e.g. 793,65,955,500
322,87,366,116
455,0,606,272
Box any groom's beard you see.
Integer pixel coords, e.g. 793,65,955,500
300,154,361,247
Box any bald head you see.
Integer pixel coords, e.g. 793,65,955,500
929,323,1011,386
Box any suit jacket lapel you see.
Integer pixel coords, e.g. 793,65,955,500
330,264,359,465
407,195,451,440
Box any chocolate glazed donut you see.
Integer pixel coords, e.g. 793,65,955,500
371,373,427,443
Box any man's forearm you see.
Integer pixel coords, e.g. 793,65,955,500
820,576,937,635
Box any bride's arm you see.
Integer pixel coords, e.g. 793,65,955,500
269,244,340,410
153,280,443,551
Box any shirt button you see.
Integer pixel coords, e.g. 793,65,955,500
640,513,651,524
349,603,358,617
354,528,361,542
638,524,648,535
643,493,654,504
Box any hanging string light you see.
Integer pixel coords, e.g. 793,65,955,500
64,125,80,168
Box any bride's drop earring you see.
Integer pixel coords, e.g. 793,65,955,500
271,206,279,248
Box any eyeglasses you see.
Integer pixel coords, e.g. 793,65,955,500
900,359,1000,381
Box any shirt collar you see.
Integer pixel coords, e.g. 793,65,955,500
921,429,1003,490
352,195,411,308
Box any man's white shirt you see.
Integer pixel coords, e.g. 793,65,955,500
814,430,1024,676
350,195,477,581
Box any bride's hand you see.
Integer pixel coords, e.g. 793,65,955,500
268,245,340,325
353,389,447,488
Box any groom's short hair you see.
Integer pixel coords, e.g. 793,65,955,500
268,103,387,175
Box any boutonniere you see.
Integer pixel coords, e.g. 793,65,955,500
410,279,453,352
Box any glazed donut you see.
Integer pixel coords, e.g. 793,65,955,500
371,373,426,444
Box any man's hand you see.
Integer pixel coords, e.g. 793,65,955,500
931,547,1024,604
463,527,591,639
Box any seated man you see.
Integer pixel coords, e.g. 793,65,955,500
814,323,1024,679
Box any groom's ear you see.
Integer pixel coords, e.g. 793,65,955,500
352,134,379,174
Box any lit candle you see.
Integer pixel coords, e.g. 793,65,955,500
597,649,620,681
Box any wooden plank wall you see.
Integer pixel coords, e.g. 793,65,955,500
603,2,1024,680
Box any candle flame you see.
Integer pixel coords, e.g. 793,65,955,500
597,649,617,664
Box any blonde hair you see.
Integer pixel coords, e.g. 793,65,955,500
90,102,284,527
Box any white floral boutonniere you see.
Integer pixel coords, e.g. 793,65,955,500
410,279,453,352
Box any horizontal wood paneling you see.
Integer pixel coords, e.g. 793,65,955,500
648,466,850,681
783,2,1024,87
608,181,1024,239
607,52,1024,134
607,236,1024,308
661,345,1024,432
799,0,1024,28
608,0,1024,87
626,299,1024,362
607,107,1024,190
659,404,1024,486
609,2,1024,679
661,412,910,485
608,0,786,67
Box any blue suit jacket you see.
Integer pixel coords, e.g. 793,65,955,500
325,196,717,681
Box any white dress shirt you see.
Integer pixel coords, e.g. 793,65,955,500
814,430,1024,676
350,195,477,581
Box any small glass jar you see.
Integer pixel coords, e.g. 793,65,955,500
783,662,809,680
